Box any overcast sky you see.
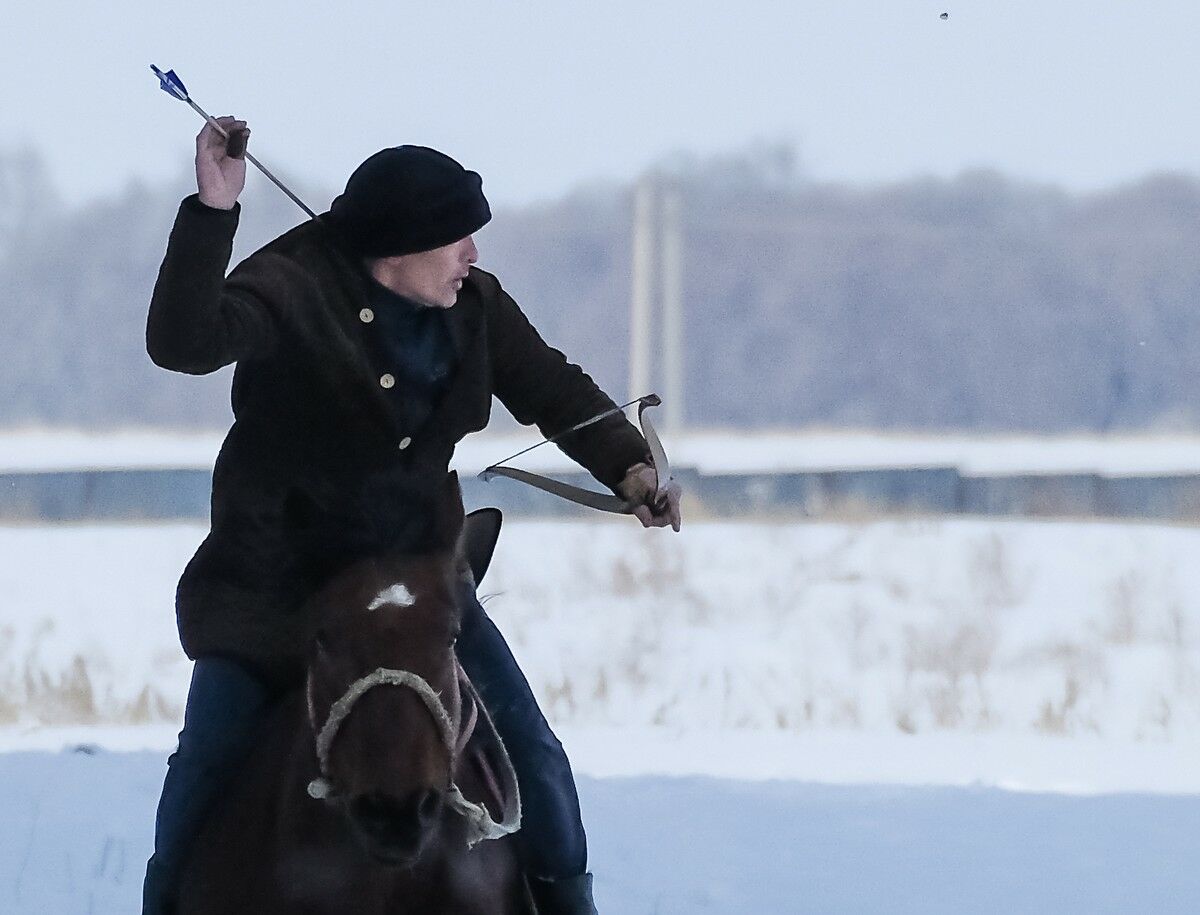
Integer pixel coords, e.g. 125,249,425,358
7,1,1200,210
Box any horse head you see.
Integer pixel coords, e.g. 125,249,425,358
301,472,504,865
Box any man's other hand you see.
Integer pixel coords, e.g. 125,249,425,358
618,462,682,532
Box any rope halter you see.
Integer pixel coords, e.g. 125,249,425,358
306,660,522,848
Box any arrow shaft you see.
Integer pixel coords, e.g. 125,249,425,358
186,99,317,219
242,152,316,218
152,67,318,220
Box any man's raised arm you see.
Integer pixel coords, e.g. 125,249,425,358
146,117,277,375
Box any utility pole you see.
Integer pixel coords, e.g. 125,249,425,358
629,173,686,434
660,183,684,434
629,177,656,406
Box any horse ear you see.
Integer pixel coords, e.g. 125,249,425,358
463,508,503,587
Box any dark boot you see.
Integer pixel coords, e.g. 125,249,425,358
141,859,177,915
528,873,599,915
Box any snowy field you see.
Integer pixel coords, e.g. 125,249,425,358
4,517,1200,755
3,750,1198,914
2,516,1200,911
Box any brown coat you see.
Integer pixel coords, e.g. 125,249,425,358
148,196,649,686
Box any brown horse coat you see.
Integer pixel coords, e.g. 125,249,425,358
178,691,532,914
178,502,534,914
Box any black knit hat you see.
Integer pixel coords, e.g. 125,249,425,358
326,146,491,257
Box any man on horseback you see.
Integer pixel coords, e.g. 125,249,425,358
142,118,682,915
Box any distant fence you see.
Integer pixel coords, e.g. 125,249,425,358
0,469,212,522
706,468,1200,521
3,465,1200,522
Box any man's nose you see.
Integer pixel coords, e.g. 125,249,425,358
464,237,478,265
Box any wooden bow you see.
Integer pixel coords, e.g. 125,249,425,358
480,394,673,514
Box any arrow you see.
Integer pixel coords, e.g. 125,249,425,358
150,65,317,219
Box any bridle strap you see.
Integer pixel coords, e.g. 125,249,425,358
306,659,521,846
308,667,455,797
452,666,479,759
446,672,522,846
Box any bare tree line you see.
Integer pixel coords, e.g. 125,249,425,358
2,146,1199,432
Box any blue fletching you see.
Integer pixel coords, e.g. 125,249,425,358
150,64,189,101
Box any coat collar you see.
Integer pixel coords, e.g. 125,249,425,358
275,220,488,441
442,282,479,358
325,232,480,361
324,236,486,437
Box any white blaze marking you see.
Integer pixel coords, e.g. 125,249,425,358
367,583,416,611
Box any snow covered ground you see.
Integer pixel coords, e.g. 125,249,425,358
3,749,1198,914
2,516,1199,911
3,517,1200,753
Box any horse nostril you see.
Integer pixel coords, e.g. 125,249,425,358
350,790,442,849
352,792,401,836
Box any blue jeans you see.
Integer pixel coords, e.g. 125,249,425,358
142,656,275,914
456,582,588,879
142,592,587,913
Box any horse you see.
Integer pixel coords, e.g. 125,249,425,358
177,475,534,914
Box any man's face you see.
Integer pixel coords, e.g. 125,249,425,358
368,236,479,308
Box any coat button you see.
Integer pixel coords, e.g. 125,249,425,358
379,373,395,389
398,436,412,450
359,308,375,323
